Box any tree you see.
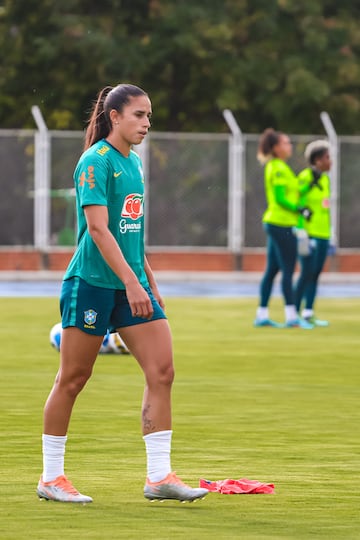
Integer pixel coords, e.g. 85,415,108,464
0,0,359,133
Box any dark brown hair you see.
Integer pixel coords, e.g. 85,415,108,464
84,84,148,150
257,127,283,164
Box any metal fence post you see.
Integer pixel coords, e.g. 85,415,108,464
320,111,339,248
223,109,244,256
31,105,51,250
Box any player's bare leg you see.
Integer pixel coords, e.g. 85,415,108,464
120,320,208,502
38,328,102,503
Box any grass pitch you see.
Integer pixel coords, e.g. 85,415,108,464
0,296,359,539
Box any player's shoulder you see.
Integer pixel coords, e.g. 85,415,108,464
267,158,293,178
298,167,312,180
77,140,113,170
297,168,313,188
83,140,113,160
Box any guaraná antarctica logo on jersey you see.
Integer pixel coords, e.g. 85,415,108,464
84,309,97,329
119,193,144,234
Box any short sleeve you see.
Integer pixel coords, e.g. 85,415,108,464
74,152,109,207
272,165,287,187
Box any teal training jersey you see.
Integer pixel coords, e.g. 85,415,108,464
298,168,331,239
262,158,299,227
64,139,148,289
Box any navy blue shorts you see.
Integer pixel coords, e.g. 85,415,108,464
60,276,166,336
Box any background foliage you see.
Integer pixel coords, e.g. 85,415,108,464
0,0,360,133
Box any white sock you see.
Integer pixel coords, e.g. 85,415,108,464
42,434,67,482
302,309,314,319
256,307,269,320
285,305,298,322
143,430,172,482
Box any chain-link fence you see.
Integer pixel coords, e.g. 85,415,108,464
0,130,35,245
0,129,359,249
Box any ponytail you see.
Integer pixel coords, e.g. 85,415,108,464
84,86,113,150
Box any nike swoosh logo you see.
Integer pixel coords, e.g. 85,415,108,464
114,171,122,177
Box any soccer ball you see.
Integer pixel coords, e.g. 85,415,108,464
108,332,130,354
99,330,130,354
49,322,62,351
99,330,112,353
49,323,130,355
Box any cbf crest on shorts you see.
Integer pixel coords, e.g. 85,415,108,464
84,309,97,328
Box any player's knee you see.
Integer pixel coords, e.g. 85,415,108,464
67,375,90,397
148,361,174,388
56,370,92,398
161,363,175,386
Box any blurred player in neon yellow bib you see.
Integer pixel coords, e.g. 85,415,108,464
254,128,313,329
294,140,332,326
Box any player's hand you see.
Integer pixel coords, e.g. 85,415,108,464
126,282,154,320
297,206,313,221
149,283,165,311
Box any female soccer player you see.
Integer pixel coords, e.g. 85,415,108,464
37,84,208,504
294,140,332,326
254,128,313,329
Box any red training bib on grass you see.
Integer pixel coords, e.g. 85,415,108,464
199,478,275,494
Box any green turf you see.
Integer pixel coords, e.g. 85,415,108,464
0,296,359,539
